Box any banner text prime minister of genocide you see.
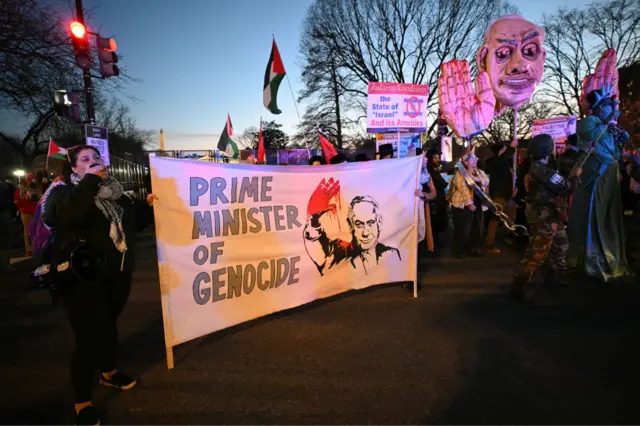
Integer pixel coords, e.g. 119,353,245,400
188,175,302,304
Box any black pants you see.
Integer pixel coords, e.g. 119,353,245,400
452,205,484,256
62,270,131,402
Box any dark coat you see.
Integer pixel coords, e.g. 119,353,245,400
42,174,150,276
427,164,449,232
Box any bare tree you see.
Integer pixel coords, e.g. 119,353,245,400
476,96,559,145
238,122,290,150
542,0,640,118
0,0,140,163
296,0,515,144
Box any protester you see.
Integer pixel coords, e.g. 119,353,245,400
447,151,489,258
624,151,640,272
484,143,517,253
512,134,575,302
378,143,395,160
14,173,40,256
426,150,448,248
558,134,580,178
514,155,532,231
568,89,633,282
329,153,347,164
415,151,438,260
308,155,325,166
0,178,16,274
42,145,155,425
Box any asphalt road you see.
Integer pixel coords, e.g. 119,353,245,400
1,231,639,424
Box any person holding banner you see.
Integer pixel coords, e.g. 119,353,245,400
41,145,155,426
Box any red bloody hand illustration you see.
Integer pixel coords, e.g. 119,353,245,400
308,178,341,218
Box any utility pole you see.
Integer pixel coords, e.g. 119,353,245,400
75,0,96,124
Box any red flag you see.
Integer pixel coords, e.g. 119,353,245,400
258,121,265,163
226,113,233,136
318,129,338,164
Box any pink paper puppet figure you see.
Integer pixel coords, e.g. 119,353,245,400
580,48,619,115
476,15,547,114
438,59,496,138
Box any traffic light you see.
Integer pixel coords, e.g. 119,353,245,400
69,21,91,69
54,90,82,122
97,36,119,78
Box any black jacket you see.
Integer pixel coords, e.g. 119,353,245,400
42,174,150,275
485,155,513,200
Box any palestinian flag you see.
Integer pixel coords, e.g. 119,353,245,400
217,114,239,159
47,138,67,160
257,120,265,163
318,129,338,164
263,39,286,115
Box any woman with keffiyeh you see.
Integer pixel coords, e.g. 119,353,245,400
42,145,155,426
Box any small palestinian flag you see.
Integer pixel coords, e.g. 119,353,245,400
318,129,338,164
47,138,67,160
263,39,286,115
217,114,239,159
218,114,240,158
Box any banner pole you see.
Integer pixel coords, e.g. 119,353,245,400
414,154,423,298
166,346,174,370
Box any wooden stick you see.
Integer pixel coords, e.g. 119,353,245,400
512,109,519,191
166,345,174,370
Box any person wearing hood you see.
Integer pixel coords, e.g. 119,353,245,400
512,134,576,302
567,89,633,282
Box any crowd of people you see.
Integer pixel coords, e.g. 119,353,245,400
1,101,638,423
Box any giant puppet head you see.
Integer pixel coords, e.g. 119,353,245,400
476,15,546,112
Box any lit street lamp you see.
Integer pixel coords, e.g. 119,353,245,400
13,169,25,183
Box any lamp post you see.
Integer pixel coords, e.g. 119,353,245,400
13,169,25,183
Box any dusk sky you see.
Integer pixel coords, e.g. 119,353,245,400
1,0,584,151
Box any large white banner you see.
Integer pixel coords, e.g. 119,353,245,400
150,156,422,352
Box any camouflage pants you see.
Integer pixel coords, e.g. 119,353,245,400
514,220,568,284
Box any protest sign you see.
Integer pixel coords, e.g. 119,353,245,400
531,116,577,155
85,125,110,166
277,149,310,165
150,156,422,368
367,83,429,133
375,133,421,158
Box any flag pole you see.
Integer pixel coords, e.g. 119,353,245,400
285,74,311,158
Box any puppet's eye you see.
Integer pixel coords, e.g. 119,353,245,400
496,47,511,61
522,43,539,59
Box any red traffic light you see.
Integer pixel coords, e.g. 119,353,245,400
70,21,86,38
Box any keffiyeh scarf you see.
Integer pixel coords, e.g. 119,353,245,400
70,174,128,253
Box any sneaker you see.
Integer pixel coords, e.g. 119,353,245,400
99,371,137,390
74,405,100,426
